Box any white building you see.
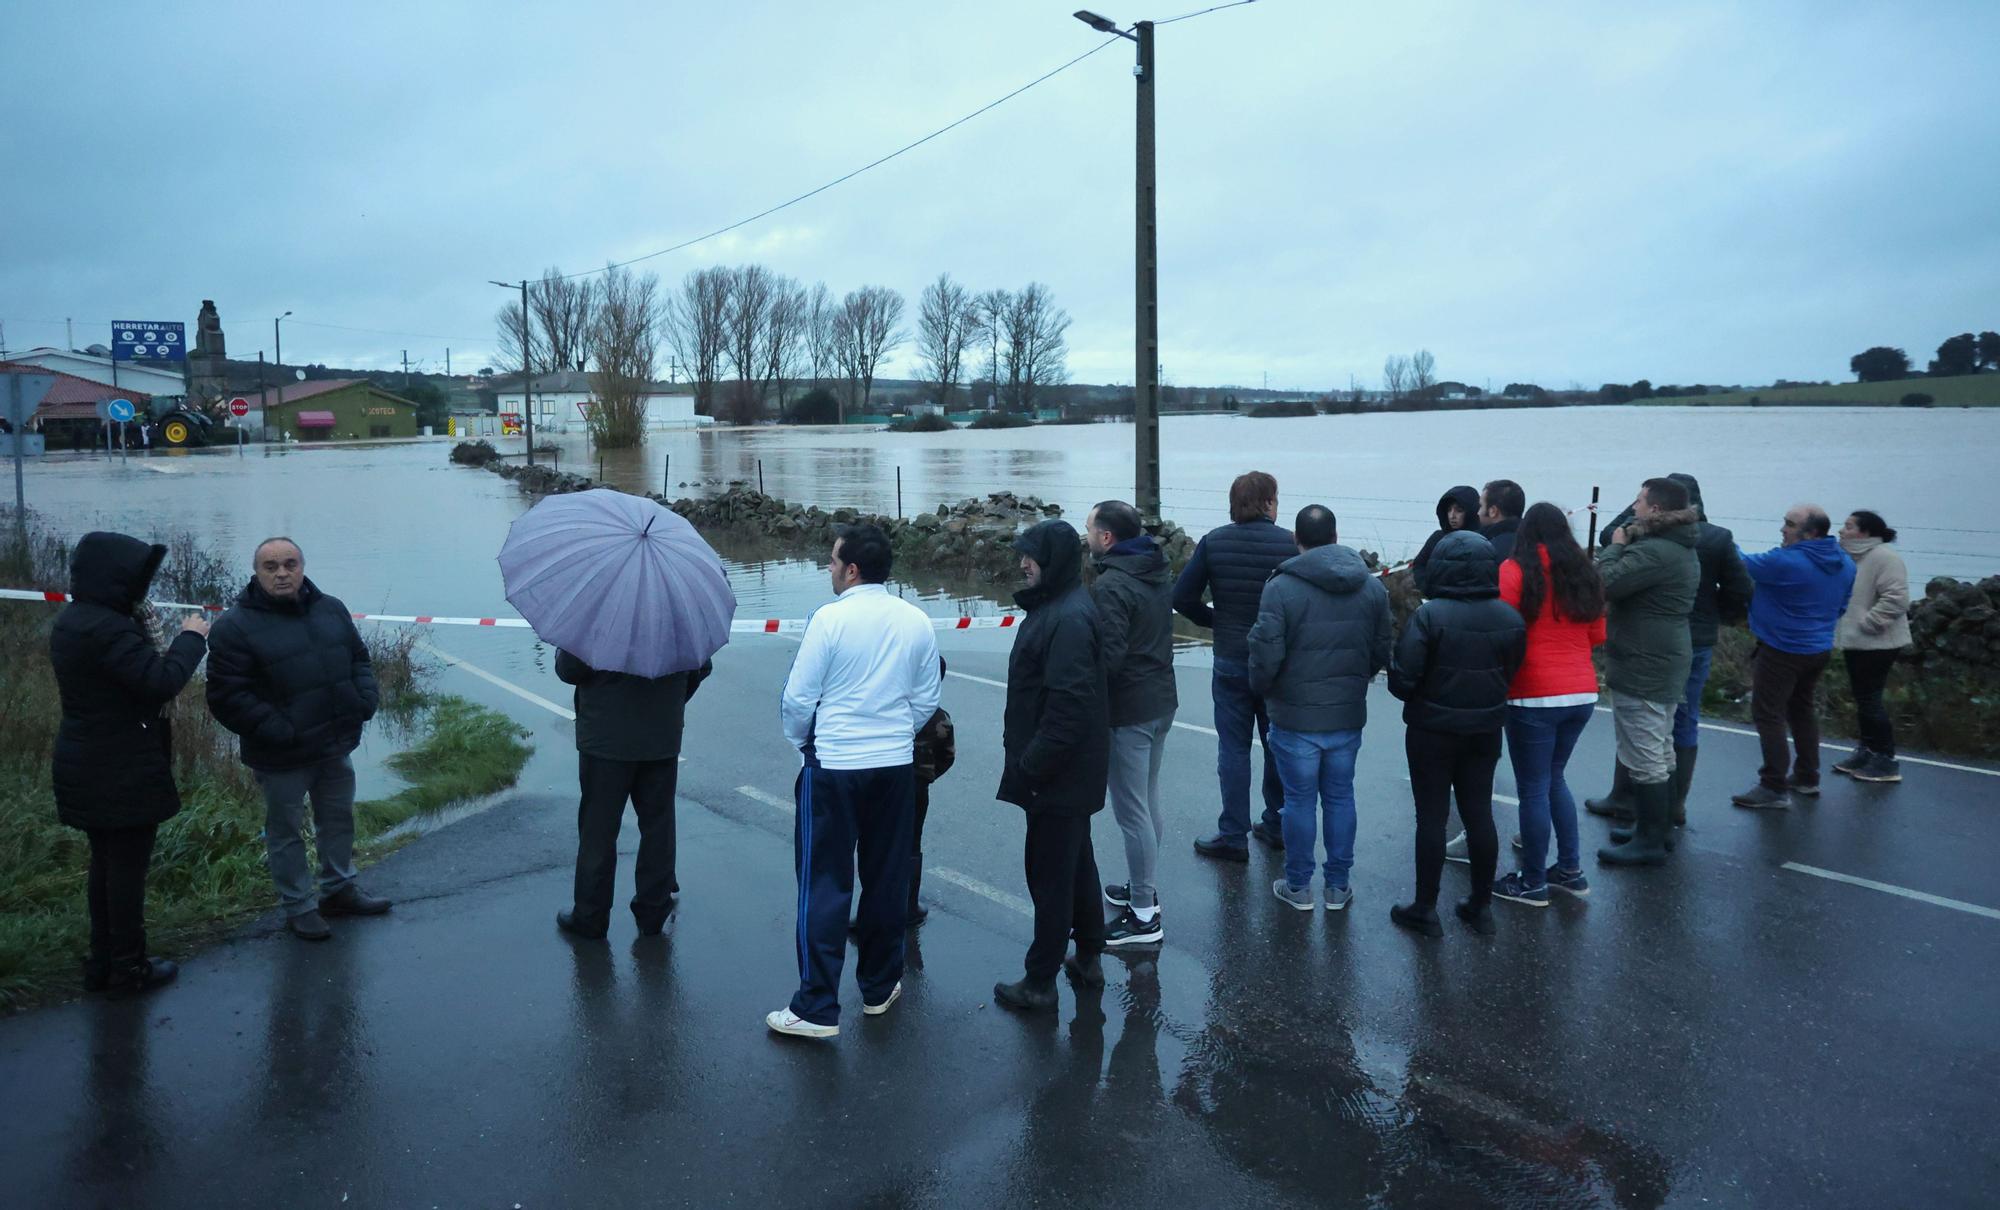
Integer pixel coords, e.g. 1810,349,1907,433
1,347,187,396
494,370,709,432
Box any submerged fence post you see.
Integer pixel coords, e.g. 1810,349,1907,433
1587,485,1600,546
897,466,903,518
664,454,670,497
758,459,764,495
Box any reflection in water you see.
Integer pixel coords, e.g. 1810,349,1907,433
257,940,370,1126
67,1003,163,1195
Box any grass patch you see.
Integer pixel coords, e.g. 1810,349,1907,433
1655,374,1999,408
0,512,532,1012
886,413,956,433
355,696,531,834
967,411,1034,429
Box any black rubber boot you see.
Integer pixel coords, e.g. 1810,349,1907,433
994,977,1059,1012
104,956,178,998
1598,780,1671,866
1584,762,1635,821
907,853,928,926
1669,745,1698,828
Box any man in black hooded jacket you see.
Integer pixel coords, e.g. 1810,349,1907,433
995,519,1111,1012
207,537,389,941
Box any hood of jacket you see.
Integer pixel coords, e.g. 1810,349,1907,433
69,531,165,613
1275,542,1373,597
1423,530,1501,600
235,575,326,615
1013,520,1085,610
1629,507,1701,546
1095,536,1170,585
1666,472,1706,521
1434,486,1483,534
1791,534,1852,576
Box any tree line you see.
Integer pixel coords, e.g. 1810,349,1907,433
1850,330,2000,383
494,266,1072,444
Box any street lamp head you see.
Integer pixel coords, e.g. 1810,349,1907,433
278,310,291,319
487,280,514,289
1074,10,1121,33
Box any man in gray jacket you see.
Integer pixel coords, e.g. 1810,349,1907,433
1247,506,1392,910
1086,500,1178,947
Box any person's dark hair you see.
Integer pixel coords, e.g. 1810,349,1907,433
254,536,303,563
833,523,893,584
1294,505,1337,549
1847,510,1896,543
1511,502,1603,624
1090,499,1143,542
1482,479,1525,521
1228,471,1278,523
1641,477,1690,513
1798,506,1832,539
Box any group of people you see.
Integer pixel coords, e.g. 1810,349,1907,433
47,468,1911,1024
51,535,390,996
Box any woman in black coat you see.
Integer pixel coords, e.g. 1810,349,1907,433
49,532,210,995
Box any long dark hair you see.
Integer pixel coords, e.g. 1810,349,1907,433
1511,502,1604,624
1848,510,1897,543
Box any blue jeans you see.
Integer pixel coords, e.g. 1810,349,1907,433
1673,645,1714,749
1266,725,1362,891
1505,703,1595,887
1211,658,1285,844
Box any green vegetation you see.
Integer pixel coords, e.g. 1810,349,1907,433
1655,374,1999,408
0,516,531,1011
968,411,1034,430
1247,400,1319,418
886,413,956,433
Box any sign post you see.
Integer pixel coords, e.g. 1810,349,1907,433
106,399,135,465
7,373,55,522
230,397,250,456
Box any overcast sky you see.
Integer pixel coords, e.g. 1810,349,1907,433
4,1,1995,391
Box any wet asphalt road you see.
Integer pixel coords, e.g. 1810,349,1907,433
3,628,1998,1208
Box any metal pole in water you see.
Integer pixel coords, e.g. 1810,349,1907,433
8,375,24,518
1588,485,1600,545
758,459,764,496
664,454,670,496
897,466,903,518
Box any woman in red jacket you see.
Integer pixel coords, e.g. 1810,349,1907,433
1493,503,1606,906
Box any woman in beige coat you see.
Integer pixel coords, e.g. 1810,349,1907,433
1832,510,1910,783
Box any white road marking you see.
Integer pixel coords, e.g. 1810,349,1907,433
1590,706,1996,779
1780,862,2000,921
927,866,1034,917
418,641,575,720
735,785,794,813
137,462,177,474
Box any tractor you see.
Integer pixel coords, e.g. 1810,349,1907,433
144,395,223,448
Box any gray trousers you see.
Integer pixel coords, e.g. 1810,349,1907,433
1106,713,1174,911
1611,692,1678,785
255,754,359,917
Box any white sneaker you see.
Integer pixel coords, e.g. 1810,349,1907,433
1444,831,1469,864
766,1008,838,1038
862,981,902,1016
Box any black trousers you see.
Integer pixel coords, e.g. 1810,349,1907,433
1407,726,1501,909
1752,645,1831,788
792,763,914,1026
1023,812,1106,981
86,825,158,962
1843,649,1899,757
573,754,679,931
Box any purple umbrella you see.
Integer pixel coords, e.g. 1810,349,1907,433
498,489,735,677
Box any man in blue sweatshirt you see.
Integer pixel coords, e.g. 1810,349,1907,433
1731,504,1855,808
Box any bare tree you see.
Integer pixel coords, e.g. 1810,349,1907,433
831,285,906,419
802,282,836,393
664,267,732,417
1410,348,1437,395
495,296,544,381
1383,354,1411,400
763,277,807,419
531,267,597,373
1000,283,1070,412
916,273,977,412
722,264,775,425
972,288,1011,409
587,264,661,449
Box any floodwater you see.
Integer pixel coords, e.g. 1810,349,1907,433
11,405,1998,645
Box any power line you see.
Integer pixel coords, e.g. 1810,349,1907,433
1155,0,1260,27
286,319,490,344
540,37,1125,283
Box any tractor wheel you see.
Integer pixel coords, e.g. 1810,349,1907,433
162,419,192,447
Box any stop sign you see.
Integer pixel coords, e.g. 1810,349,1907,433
229,397,251,418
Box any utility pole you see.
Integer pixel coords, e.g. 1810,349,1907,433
66,318,73,351
402,349,409,389
446,347,451,377
1133,19,1160,524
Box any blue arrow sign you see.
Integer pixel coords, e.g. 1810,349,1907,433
106,398,136,423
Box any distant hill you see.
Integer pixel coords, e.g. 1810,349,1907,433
1658,374,1998,408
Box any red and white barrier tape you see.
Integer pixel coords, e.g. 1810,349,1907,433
4,560,1415,633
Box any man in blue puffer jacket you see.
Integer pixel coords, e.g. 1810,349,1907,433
1173,471,1299,860
1730,504,1856,808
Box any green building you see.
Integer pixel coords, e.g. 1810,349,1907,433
262,379,420,442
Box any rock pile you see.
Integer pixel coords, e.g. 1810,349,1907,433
1910,577,2000,674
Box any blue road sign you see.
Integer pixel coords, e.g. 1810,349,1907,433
106,398,136,423
111,321,186,363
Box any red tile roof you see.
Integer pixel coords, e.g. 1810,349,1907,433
260,379,416,409
0,364,152,421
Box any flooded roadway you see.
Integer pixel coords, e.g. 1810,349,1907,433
1,439,1996,1206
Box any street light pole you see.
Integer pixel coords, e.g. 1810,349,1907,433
1133,19,1160,526
1076,10,1160,524
490,279,534,467
274,311,291,408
